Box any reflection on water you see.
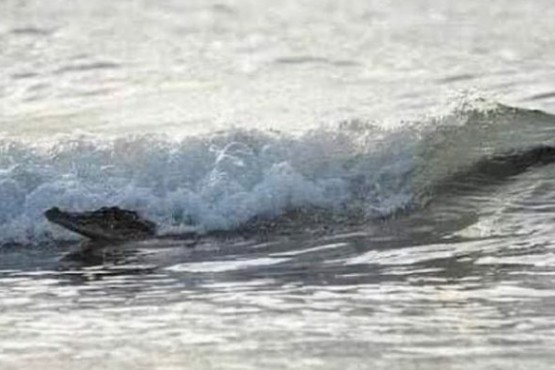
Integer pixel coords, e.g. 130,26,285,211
2,203,555,369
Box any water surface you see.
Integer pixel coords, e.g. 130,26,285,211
2,0,555,369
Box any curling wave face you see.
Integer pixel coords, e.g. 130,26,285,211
1,102,555,244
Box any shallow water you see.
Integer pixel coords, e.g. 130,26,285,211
3,159,555,369
2,0,555,369
3,193,555,370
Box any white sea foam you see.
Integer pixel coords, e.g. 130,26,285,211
1,102,553,244
0,122,418,243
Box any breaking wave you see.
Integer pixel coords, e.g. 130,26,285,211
1,100,555,244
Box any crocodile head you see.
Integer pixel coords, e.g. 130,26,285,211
45,206,157,241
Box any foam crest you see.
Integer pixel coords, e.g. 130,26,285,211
2,101,554,244
0,124,416,243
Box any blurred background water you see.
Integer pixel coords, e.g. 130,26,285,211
2,0,555,136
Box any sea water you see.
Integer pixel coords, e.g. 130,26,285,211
2,0,555,369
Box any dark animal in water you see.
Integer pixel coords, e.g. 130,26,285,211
44,146,555,243
45,207,157,241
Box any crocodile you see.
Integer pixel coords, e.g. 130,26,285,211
43,146,555,243
45,206,158,241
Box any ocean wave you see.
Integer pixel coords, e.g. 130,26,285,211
1,101,555,244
